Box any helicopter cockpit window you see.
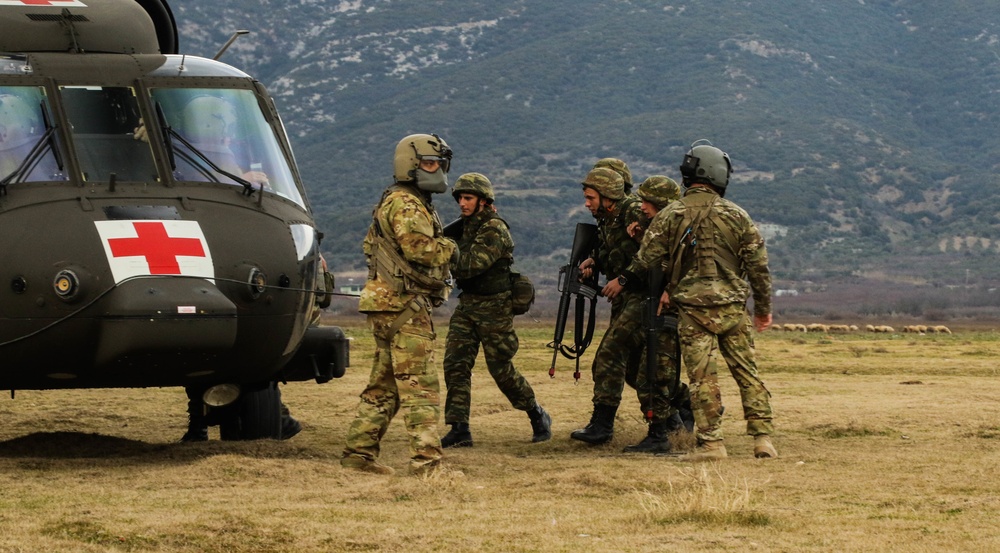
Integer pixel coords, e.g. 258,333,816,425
150,88,304,207
0,86,65,186
60,86,157,183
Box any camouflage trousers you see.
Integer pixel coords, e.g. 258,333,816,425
678,303,774,442
591,291,677,423
443,292,536,424
343,308,442,470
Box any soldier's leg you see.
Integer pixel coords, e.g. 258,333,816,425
391,311,444,473
591,293,646,408
716,309,774,437
678,315,724,443
343,313,401,463
476,300,534,411
442,304,480,425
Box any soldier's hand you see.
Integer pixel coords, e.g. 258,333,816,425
657,290,671,316
133,119,149,143
602,279,623,301
753,313,772,332
627,221,644,240
579,258,594,280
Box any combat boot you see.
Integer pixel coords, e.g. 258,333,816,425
623,421,670,453
180,395,208,442
570,404,617,445
441,422,473,448
753,435,778,458
180,420,208,442
280,414,302,440
341,455,395,475
678,439,727,461
527,403,552,443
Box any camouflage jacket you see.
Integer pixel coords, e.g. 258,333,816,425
632,187,772,315
594,195,644,280
453,208,514,296
359,184,455,312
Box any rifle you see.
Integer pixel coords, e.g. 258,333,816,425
644,263,681,422
547,222,600,383
442,217,463,240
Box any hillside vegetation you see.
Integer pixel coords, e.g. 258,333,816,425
170,0,1000,312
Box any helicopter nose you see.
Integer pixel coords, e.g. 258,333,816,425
94,277,237,367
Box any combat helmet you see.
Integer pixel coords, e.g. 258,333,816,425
452,172,495,204
0,94,41,151
581,166,624,200
393,133,452,193
593,157,633,194
179,95,237,149
679,139,732,191
636,175,681,210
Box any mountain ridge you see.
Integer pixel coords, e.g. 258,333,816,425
168,0,1000,307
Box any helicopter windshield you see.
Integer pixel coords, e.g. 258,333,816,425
150,88,304,207
60,86,158,183
0,86,64,185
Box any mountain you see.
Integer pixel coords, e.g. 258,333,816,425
169,0,1000,315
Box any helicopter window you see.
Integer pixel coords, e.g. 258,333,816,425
0,86,65,185
149,88,304,207
60,86,157,183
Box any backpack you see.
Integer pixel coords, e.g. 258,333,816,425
509,271,535,316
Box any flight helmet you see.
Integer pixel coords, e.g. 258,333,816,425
393,133,452,193
679,139,732,191
179,95,237,149
0,94,41,151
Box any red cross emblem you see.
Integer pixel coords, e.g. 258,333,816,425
107,222,206,274
95,220,214,283
0,0,88,6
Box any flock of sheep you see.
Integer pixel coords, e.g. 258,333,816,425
772,323,952,334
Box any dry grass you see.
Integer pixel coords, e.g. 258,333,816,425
2,320,1000,552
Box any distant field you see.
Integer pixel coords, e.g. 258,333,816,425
2,322,999,552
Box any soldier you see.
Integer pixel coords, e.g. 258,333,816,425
634,141,777,460
341,133,457,476
440,173,552,448
570,167,678,449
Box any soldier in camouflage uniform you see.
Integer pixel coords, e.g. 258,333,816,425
440,173,552,448
570,166,677,448
634,141,777,460
613,176,698,452
341,133,457,476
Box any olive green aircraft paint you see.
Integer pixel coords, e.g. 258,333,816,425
0,0,347,439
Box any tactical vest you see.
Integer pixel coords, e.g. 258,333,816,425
667,191,743,290
455,210,513,296
363,185,450,305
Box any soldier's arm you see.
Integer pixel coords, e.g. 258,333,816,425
631,209,673,275
741,220,772,317
452,220,508,279
386,197,455,268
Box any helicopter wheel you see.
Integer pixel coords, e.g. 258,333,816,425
218,382,282,440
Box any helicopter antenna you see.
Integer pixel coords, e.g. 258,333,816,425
59,8,84,53
213,30,250,60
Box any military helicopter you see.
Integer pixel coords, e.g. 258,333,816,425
0,0,348,440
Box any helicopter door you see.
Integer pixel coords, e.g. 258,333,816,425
60,86,158,183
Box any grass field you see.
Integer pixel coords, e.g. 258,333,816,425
2,319,999,552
